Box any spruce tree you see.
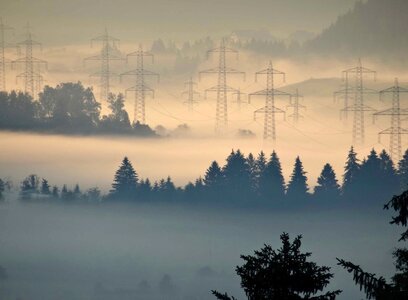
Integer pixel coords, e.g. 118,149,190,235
286,156,309,200
110,156,138,200
40,179,51,195
314,163,340,200
398,149,408,192
379,150,399,196
213,233,341,300
222,150,252,200
258,151,285,201
51,186,59,198
342,146,360,197
254,151,267,194
247,153,257,191
204,161,223,191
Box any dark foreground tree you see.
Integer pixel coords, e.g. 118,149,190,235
212,233,341,300
337,190,408,299
109,157,138,200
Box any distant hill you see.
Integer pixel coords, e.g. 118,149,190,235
304,0,408,58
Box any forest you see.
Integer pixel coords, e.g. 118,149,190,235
0,83,156,137
2,147,406,208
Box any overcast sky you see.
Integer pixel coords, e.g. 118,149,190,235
0,0,359,45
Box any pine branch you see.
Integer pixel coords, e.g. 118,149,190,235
212,290,237,300
336,258,391,299
309,290,342,300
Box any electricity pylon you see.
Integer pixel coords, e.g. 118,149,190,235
0,18,13,92
84,28,123,103
231,88,246,111
199,39,245,134
373,78,408,162
12,24,47,99
120,44,159,124
249,61,291,141
287,89,306,124
341,59,377,145
334,75,352,122
182,77,200,112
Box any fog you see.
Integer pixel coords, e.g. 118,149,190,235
0,201,398,300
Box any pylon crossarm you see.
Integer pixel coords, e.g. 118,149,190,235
89,71,117,77
379,127,408,135
342,104,376,112
380,86,408,94
374,108,408,116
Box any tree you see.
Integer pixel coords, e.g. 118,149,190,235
253,151,267,194
398,149,408,192
20,174,40,200
204,161,224,196
342,146,360,197
110,157,138,200
286,157,309,200
0,179,4,202
222,150,252,201
314,164,340,200
100,93,131,131
337,189,408,299
40,178,51,195
258,151,286,201
379,150,399,197
213,233,341,300
51,185,59,198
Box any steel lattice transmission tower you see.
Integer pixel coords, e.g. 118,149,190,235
334,75,352,122
0,18,13,92
231,88,246,111
341,59,377,145
84,28,123,103
287,89,306,124
12,25,47,99
373,78,408,162
199,39,245,134
249,62,291,141
182,77,200,112
120,44,159,124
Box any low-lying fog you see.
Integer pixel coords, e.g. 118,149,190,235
0,202,398,300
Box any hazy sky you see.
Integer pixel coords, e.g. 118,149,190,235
1,0,359,45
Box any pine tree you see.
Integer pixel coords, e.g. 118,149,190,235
110,156,138,200
342,146,360,197
247,153,257,191
213,233,341,300
359,149,384,201
51,185,59,198
286,156,309,200
398,149,408,192
254,151,267,194
258,151,285,201
314,163,340,200
139,178,152,200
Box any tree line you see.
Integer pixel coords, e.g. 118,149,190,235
0,82,156,136
7,147,408,207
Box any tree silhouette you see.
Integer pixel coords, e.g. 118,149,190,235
0,179,4,202
222,150,252,201
286,157,309,200
40,179,51,195
110,157,138,200
20,174,40,200
314,163,340,200
342,146,360,198
213,233,341,300
398,149,408,192
258,151,286,201
204,161,224,197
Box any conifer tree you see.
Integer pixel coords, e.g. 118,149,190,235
40,179,51,195
51,185,59,198
213,233,341,300
379,150,399,196
247,153,257,191
204,161,224,191
258,151,285,200
222,150,251,200
314,163,340,200
342,146,360,197
398,149,408,192
254,151,267,193
110,156,138,200
286,156,309,200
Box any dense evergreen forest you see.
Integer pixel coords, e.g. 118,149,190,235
2,147,407,208
0,82,156,136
